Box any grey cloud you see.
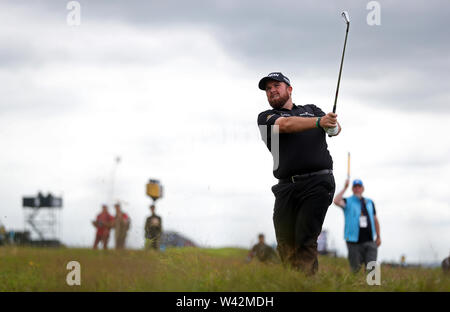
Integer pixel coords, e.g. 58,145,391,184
0,74,83,117
2,0,450,112
0,42,36,68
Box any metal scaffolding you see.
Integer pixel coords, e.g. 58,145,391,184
22,192,63,246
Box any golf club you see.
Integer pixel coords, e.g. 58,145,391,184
347,152,351,180
332,11,350,114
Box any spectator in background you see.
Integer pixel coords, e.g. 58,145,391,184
247,233,278,263
113,203,130,249
0,222,6,246
92,204,114,250
334,179,381,273
400,254,407,267
442,252,450,274
145,204,163,250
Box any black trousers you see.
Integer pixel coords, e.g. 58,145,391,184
271,172,335,275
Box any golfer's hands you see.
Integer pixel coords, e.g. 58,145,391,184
325,126,339,136
319,112,338,128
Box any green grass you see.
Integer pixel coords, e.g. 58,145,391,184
0,246,448,291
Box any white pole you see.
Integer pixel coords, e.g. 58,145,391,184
110,156,121,206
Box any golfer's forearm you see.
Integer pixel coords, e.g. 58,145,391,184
275,117,318,133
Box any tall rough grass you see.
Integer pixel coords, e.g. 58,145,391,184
0,246,448,291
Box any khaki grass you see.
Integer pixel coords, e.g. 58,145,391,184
0,246,448,292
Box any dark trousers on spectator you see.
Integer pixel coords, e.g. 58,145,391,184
346,241,378,272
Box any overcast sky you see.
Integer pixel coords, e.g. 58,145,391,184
1,0,449,264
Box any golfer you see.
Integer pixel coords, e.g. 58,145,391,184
257,72,341,275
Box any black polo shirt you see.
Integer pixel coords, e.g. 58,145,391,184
257,103,333,179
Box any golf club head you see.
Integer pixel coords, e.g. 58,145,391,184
341,11,350,24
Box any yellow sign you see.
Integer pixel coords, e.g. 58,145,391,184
146,179,163,201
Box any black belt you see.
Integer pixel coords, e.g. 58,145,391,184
279,169,333,183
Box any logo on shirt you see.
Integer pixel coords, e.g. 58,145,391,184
298,112,314,117
280,113,291,117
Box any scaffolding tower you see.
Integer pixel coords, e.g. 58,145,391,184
22,192,63,247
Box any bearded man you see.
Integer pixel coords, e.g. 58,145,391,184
257,72,341,275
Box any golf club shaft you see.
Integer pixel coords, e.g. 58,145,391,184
332,22,349,114
347,152,351,179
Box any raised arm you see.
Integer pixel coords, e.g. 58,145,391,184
333,179,349,208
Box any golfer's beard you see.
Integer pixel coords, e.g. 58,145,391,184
268,93,290,109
